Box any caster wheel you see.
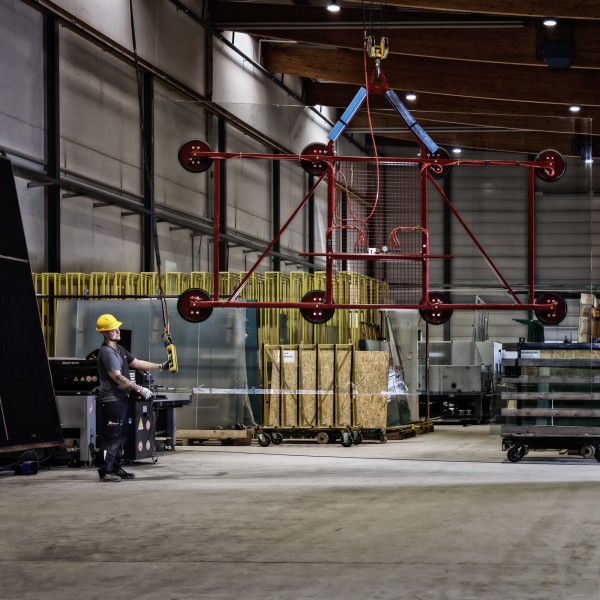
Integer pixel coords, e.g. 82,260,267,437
379,434,388,444
272,432,284,445
316,432,329,444
340,433,353,448
257,433,271,447
507,444,525,463
354,432,364,445
580,444,595,459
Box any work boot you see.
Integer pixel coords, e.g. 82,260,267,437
100,473,121,482
113,468,135,480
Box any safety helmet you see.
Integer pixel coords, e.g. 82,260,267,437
96,314,122,332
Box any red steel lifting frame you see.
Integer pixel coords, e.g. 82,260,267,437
192,148,557,315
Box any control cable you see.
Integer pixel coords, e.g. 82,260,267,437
129,0,178,372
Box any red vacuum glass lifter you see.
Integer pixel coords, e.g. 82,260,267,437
175,69,567,328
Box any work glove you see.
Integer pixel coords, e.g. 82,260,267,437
138,386,155,400
161,360,170,372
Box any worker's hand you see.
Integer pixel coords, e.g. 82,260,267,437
138,386,155,400
161,360,170,372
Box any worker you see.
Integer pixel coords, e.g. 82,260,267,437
95,313,169,482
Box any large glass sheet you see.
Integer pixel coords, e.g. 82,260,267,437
55,299,257,429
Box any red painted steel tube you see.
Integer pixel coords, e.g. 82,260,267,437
528,166,536,305
420,160,429,302
299,252,452,260
184,300,553,311
189,150,549,170
326,163,335,302
213,159,220,301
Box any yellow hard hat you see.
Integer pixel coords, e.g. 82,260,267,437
96,314,122,332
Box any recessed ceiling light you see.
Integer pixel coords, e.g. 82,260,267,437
327,0,340,13
405,91,417,101
543,18,557,27
569,105,581,113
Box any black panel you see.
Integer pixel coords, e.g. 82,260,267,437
0,157,63,450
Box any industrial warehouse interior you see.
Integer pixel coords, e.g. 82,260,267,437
1,1,600,599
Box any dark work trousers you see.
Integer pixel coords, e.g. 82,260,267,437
97,399,130,476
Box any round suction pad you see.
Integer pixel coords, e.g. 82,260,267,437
419,292,453,325
427,147,452,179
178,140,213,173
300,143,332,176
534,149,566,182
300,290,335,324
534,292,567,325
177,288,213,323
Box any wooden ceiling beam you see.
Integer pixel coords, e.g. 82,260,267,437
249,23,600,70
304,82,597,119
348,111,595,137
342,1,600,21
263,46,600,105
370,129,599,159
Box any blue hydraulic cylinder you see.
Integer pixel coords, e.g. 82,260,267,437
385,89,439,154
327,87,368,142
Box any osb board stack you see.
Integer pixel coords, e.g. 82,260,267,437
263,344,385,429
353,351,388,428
578,293,598,342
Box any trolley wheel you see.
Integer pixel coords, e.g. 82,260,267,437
379,434,388,444
354,432,364,445
534,149,566,182
300,290,335,324
177,288,213,323
178,139,213,173
300,142,332,176
257,433,271,447
272,432,284,445
580,444,595,459
315,432,330,444
340,433,353,448
419,292,453,325
507,444,525,463
534,293,567,325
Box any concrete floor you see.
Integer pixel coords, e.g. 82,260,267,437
1,425,600,600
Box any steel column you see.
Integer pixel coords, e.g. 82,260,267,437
272,151,281,271
45,13,60,272
217,116,228,271
142,71,154,271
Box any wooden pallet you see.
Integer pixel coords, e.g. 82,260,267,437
176,428,254,446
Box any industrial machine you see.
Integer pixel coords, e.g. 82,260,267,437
418,341,503,424
50,357,191,465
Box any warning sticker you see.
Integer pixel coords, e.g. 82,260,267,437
146,420,151,430
138,418,144,430
145,440,151,451
138,441,143,452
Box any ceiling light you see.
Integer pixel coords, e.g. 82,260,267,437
405,91,417,101
327,0,340,13
543,18,557,27
452,148,462,154
569,105,581,113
